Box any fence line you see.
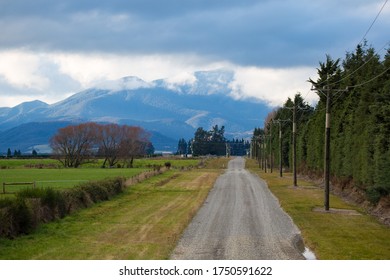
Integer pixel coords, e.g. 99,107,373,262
2,182,35,194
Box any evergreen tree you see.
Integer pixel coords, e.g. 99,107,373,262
192,126,226,156
261,43,390,203
177,138,188,155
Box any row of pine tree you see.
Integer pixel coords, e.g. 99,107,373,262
259,43,390,203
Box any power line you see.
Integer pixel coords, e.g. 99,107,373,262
312,40,389,90
348,64,390,88
326,63,390,107
327,40,390,88
358,0,389,46
312,0,389,89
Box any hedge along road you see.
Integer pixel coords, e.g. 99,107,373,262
171,157,306,260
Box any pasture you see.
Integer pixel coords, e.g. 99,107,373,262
0,158,227,259
0,158,200,194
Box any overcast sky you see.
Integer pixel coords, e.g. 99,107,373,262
0,0,389,107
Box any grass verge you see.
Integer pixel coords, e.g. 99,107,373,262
246,159,390,260
0,168,221,259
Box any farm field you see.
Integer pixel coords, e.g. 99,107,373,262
0,168,148,192
0,158,201,194
0,158,228,259
0,158,200,169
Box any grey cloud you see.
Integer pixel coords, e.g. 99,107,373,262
0,0,388,67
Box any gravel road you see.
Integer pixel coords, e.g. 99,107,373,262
170,157,305,260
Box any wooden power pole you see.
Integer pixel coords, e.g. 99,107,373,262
293,99,297,187
279,121,282,177
324,84,331,211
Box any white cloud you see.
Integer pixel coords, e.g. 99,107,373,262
0,49,50,90
347,1,390,19
230,66,319,106
48,52,235,88
51,52,206,87
0,49,319,108
0,94,47,108
165,72,197,85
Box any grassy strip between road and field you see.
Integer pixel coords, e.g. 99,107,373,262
0,158,227,259
246,159,390,260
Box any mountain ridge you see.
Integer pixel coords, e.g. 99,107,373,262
0,69,272,153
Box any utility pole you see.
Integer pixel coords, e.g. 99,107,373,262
260,135,263,171
312,80,347,211
274,119,290,178
256,139,258,161
312,80,332,211
250,139,253,159
225,142,230,158
279,120,282,177
270,123,273,173
258,138,261,168
324,83,331,211
263,134,267,173
293,99,297,187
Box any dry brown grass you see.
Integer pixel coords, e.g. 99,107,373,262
0,169,222,259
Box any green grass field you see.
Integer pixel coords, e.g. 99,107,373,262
0,158,200,169
1,157,388,259
0,158,201,194
0,158,60,169
0,168,148,191
0,167,222,259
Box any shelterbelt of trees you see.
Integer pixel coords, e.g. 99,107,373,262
257,43,390,204
177,125,250,156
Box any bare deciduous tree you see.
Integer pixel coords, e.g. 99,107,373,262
51,123,151,168
119,126,150,168
50,122,98,168
97,123,123,168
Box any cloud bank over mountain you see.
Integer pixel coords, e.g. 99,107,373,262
0,70,271,153
1,0,388,108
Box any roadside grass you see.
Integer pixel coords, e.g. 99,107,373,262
246,159,390,260
133,158,200,169
0,168,221,259
202,156,231,169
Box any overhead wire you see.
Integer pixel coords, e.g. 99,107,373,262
312,0,389,89
327,40,390,88
358,0,389,46
347,64,390,88
279,1,389,127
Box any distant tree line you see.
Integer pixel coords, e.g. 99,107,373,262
1,148,40,157
191,125,226,156
5,148,22,157
177,125,250,156
229,138,250,156
257,42,390,203
50,122,154,168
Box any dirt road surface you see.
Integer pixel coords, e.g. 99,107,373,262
170,157,305,260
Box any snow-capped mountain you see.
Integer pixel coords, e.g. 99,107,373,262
0,69,271,153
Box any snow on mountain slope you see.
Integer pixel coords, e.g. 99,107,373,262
0,69,271,152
